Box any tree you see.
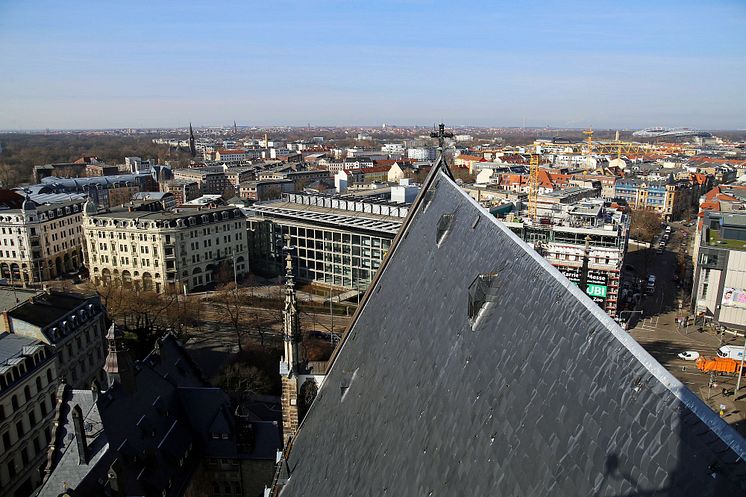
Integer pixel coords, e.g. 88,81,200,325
212,284,249,352
83,280,199,354
216,361,273,396
629,209,661,243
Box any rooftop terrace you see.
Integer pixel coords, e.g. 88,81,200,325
708,229,746,251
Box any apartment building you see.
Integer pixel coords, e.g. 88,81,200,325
691,186,746,330
160,178,200,206
83,202,248,293
406,147,437,161
614,178,692,221
239,179,295,201
318,157,374,175
173,167,230,195
0,333,58,497
224,166,255,187
0,191,85,283
215,149,259,163
2,289,107,390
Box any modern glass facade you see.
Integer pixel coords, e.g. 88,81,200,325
248,219,393,290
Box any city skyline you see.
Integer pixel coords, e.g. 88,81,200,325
1,0,745,130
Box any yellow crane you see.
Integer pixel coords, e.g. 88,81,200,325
583,126,594,155
528,154,540,223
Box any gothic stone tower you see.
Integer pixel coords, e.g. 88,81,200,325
280,247,302,446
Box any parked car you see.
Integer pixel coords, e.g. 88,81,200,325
678,351,700,361
717,345,746,360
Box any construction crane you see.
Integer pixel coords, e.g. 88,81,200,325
583,126,594,155
528,154,540,223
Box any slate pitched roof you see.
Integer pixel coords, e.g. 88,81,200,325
38,335,281,497
276,159,746,496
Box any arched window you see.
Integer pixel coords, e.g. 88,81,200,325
46,369,53,384
36,377,42,392
24,385,31,401
12,394,19,410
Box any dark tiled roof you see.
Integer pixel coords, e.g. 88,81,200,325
8,292,93,328
278,164,746,496
39,335,281,497
0,332,40,364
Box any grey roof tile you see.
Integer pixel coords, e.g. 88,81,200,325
277,165,746,496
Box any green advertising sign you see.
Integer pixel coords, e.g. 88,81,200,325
586,284,607,298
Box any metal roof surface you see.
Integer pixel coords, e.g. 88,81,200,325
278,166,746,496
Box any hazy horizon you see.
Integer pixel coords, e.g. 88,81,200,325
1,0,744,130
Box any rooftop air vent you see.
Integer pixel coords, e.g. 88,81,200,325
468,273,499,328
436,213,455,246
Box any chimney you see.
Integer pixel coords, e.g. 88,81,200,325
72,404,89,464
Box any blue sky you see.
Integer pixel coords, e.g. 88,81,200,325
0,0,744,129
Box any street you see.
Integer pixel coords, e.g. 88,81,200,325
625,221,746,435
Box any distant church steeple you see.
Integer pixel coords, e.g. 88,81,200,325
104,323,136,394
188,123,196,158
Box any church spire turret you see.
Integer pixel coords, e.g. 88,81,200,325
282,236,302,373
104,323,136,394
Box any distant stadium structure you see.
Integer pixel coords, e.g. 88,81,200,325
633,127,712,138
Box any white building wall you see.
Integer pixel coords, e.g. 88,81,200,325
719,251,746,327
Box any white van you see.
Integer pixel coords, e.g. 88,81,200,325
717,345,746,360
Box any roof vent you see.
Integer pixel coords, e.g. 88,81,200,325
340,368,358,402
436,213,455,246
468,273,499,328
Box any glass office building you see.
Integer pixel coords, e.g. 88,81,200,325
246,193,407,291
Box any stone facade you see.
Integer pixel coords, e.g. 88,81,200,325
280,375,299,445
0,196,85,283
83,202,248,293
0,335,58,497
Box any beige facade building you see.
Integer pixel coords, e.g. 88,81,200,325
0,333,58,497
0,194,85,283
4,291,107,389
83,202,249,293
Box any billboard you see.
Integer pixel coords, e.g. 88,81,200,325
586,270,609,307
556,266,609,308
722,287,746,309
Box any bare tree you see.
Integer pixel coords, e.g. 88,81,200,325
630,209,661,243
212,284,248,352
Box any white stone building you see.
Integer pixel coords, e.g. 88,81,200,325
83,202,249,293
407,147,437,161
0,194,85,283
